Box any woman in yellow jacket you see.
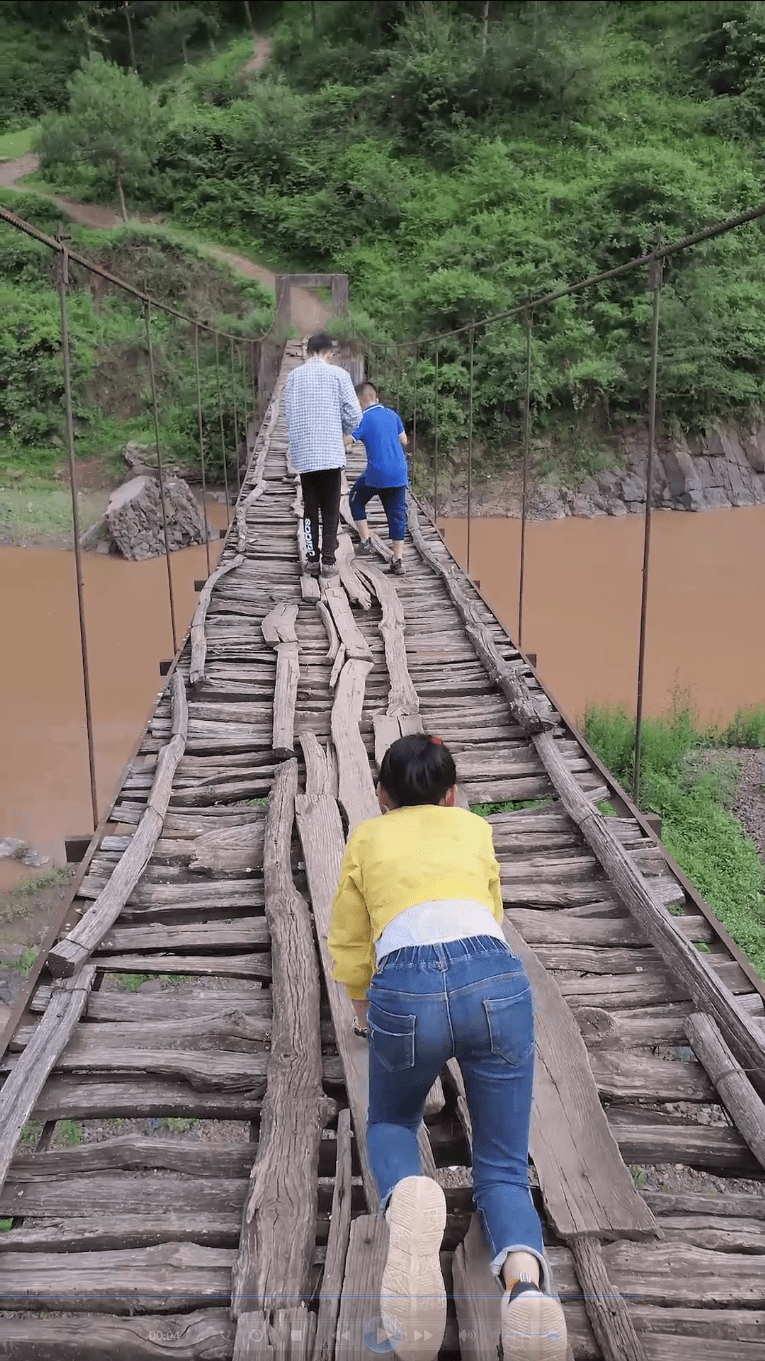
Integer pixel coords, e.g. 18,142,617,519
328,734,566,1361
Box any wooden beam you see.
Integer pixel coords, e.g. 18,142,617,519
331,660,378,831
355,561,419,717
0,1310,235,1360
312,1108,353,1361
231,761,335,1321
686,1012,765,1172
261,603,300,757
0,964,96,1195
47,672,188,977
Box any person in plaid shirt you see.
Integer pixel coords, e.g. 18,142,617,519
284,333,362,578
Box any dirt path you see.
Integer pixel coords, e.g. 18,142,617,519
1,100,329,335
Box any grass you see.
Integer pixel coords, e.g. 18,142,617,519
20,1121,40,1146
56,1119,82,1147
158,1117,197,1132
0,125,37,161
242,797,268,808
585,695,765,981
114,973,151,992
0,867,72,925
0,1219,12,1233
470,798,551,816
0,486,106,545
5,946,38,975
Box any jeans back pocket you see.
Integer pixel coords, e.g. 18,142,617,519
483,991,534,1068
368,1003,416,1072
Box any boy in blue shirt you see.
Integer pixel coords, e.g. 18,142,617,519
348,382,409,576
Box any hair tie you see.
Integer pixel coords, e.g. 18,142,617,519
431,736,442,745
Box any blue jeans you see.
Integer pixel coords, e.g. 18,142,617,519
367,936,548,1286
349,476,408,542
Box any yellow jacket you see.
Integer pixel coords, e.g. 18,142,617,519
328,805,503,999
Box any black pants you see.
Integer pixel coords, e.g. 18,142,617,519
301,468,342,564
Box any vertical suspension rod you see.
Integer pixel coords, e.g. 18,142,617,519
633,236,664,806
518,310,533,651
466,327,475,576
230,338,241,499
143,299,178,654
412,344,419,485
433,345,440,522
214,332,230,526
58,242,99,830
193,323,211,577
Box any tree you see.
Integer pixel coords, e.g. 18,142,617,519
37,53,160,221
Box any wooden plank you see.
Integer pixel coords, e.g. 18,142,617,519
9,1134,258,1181
642,1338,765,1360
334,1216,388,1358
641,1188,765,1222
609,1114,760,1173
92,953,272,980
590,1048,714,1103
4,1041,274,1091
331,660,378,831
317,599,340,661
569,1238,647,1361
630,1304,765,1344
13,1006,283,1057
506,908,714,948
502,918,657,1240
0,1172,248,1218
355,561,419,717
602,1239,765,1307
0,1243,234,1312
0,1310,235,1360
97,918,270,953
312,1108,353,1361
322,580,372,661
232,760,334,1317
686,1011,765,1172
189,552,245,688
32,1076,265,1123
295,733,376,1208
262,602,300,756
0,964,96,1195
48,672,188,977
30,985,269,1023
373,712,402,768
533,729,765,1102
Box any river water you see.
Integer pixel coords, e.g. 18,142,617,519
440,505,765,730
0,518,224,891
1,505,764,884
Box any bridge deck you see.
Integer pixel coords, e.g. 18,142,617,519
0,343,763,1360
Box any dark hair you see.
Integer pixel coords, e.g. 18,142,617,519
355,381,378,402
307,332,335,356
378,734,457,808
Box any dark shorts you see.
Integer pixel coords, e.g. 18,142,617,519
349,477,407,541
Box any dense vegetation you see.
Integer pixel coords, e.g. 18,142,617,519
3,1,765,472
586,698,765,978
0,188,271,477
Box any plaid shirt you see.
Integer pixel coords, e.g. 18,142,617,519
284,358,362,473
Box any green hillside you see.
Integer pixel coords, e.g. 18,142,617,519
3,1,765,470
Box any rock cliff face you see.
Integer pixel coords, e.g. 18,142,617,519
533,424,765,521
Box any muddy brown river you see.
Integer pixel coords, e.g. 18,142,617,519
2,505,764,883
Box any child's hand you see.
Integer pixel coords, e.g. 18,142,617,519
343,433,354,449
352,998,368,1028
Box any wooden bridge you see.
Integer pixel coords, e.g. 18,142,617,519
0,341,764,1361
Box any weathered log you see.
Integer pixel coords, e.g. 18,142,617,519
188,820,266,875
0,1310,235,1360
189,552,244,688
231,760,335,1317
321,579,371,662
312,1108,353,1361
686,1011,765,1172
534,729,765,1100
408,502,553,735
569,1238,647,1361
355,561,419,717
331,659,378,831
48,672,188,977
0,964,96,1194
0,1242,234,1313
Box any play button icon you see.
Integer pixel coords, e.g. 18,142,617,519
363,1316,398,1353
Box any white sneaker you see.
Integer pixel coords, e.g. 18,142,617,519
501,1279,568,1360
380,1176,446,1360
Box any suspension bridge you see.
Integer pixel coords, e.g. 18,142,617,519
0,204,764,1361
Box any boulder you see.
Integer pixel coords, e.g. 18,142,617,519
743,427,765,473
105,474,212,561
619,473,646,503
596,471,620,496
661,440,704,510
571,494,599,518
607,499,628,517
526,485,566,520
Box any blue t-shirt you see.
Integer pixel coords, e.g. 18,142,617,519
352,404,407,488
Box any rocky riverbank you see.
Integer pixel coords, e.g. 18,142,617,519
430,422,765,521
